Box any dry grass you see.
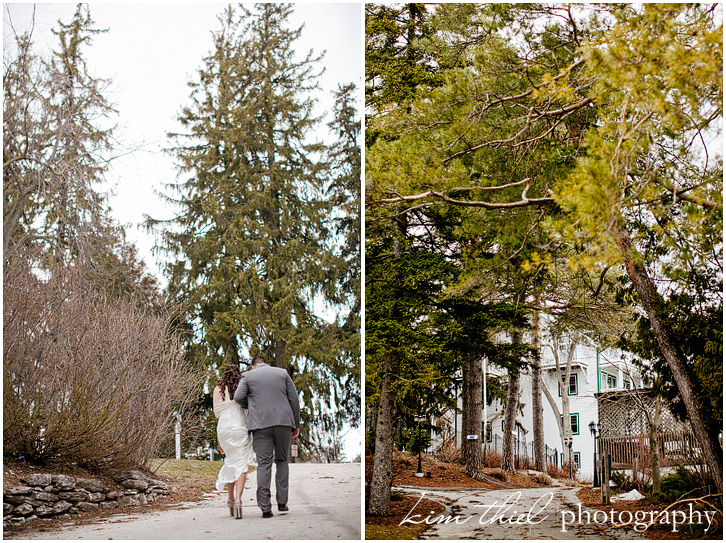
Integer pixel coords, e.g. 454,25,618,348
365,524,424,540
149,458,230,502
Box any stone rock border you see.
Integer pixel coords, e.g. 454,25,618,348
3,470,168,529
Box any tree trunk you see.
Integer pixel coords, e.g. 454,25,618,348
560,389,572,475
368,214,407,515
462,357,484,480
273,337,286,369
649,403,661,495
501,368,520,472
616,228,723,490
531,310,546,473
367,352,396,515
224,338,240,366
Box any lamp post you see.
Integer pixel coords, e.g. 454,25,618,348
589,421,599,488
564,436,573,480
173,411,181,460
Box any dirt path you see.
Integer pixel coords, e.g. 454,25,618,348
11,463,361,540
394,485,647,540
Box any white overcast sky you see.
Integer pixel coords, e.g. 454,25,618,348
3,1,362,461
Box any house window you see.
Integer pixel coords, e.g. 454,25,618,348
486,426,492,443
560,413,580,435
602,372,617,390
624,379,632,390
501,420,505,432
558,373,578,396
570,413,579,435
560,452,581,468
558,339,577,359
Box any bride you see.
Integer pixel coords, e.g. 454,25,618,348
213,364,255,519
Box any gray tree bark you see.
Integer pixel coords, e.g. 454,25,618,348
367,352,396,515
531,311,546,472
462,358,484,480
649,400,662,494
500,368,520,472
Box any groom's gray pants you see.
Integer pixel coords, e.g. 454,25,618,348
251,426,292,512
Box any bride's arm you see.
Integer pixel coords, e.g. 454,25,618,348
212,386,222,418
212,386,224,453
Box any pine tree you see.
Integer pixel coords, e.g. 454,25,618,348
4,4,119,265
156,4,350,433
326,83,362,424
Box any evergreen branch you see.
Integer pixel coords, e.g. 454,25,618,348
443,97,590,162
477,58,586,114
488,207,546,274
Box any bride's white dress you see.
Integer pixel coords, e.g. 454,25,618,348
214,390,256,491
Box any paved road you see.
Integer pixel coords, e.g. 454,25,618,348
15,463,361,540
395,485,646,540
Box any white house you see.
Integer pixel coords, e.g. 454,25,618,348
440,332,645,480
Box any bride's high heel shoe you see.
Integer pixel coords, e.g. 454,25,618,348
234,501,243,519
227,499,234,516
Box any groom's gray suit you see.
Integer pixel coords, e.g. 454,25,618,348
234,360,300,515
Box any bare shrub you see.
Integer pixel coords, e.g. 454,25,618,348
484,449,501,468
515,456,534,470
531,473,553,486
3,257,204,471
488,468,508,481
436,437,461,464
625,436,654,492
547,462,572,480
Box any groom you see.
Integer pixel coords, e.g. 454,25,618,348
234,355,300,518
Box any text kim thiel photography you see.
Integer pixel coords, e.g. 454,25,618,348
399,491,717,534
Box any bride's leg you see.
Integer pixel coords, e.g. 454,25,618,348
226,483,235,516
234,471,247,502
234,472,247,518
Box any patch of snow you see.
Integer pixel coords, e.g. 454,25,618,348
612,489,645,501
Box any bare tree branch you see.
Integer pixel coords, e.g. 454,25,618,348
375,182,555,210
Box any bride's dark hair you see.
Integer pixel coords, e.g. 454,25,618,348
217,364,242,400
